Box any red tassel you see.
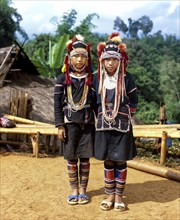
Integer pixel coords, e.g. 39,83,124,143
98,60,100,81
87,44,92,71
97,42,105,58
72,36,78,43
64,55,72,84
67,42,72,53
97,42,105,81
85,43,92,87
119,43,127,52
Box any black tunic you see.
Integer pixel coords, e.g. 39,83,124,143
92,72,138,161
54,73,95,160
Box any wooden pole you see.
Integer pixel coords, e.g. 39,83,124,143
52,135,57,154
30,132,40,158
0,140,28,146
127,160,180,182
0,127,58,135
4,114,53,125
160,131,167,165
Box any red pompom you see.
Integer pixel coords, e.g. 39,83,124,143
67,42,72,52
119,43,127,52
97,42,106,57
108,32,120,40
71,36,78,43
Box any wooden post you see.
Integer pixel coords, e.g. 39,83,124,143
45,135,51,154
160,131,167,165
30,132,40,158
52,135,57,154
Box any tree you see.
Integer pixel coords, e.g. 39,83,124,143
75,13,99,36
51,9,77,37
159,60,180,122
113,17,128,35
138,16,153,37
0,0,28,47
24,33,55,61
113,15,153,38
128,18,141,38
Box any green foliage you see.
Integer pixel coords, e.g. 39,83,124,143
138,16,153,37
136,98,159,124
30,34,69,78
159,60,180,122
0,0,28,47
75,13,99,35
24,33,55,60
51,9,77,36
126,32,180,123
114,15,153,38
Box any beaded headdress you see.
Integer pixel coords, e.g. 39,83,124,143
62,34,92,86
97,32,129,81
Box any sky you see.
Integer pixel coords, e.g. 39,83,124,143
12,0,180,39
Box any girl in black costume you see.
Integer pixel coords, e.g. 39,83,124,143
93,33,138,211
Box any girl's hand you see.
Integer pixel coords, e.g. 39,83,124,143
58,126,66,141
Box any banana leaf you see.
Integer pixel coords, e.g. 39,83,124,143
51,34,69,69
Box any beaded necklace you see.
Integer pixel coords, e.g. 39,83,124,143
101,61,125,123
67,77,89,111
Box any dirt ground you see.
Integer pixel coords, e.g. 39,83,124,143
1,153,180,220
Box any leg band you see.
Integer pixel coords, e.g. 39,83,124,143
115,162,127,195
67,159,78,189
79,158,90,189
104,161,115,195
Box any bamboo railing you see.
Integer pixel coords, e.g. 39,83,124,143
0,115,180,181
4,114,52,125
133,124,180,139
0,115,180,160
0,115,58,157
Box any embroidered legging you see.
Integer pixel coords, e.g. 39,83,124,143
67,158,90,189
104,160,127,195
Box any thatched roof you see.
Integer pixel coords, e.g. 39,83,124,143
0,41,39,88
0,42,55,124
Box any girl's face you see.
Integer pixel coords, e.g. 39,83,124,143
104,58,119,76
71,53,88,71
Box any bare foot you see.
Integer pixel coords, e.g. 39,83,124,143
71,188,79,196
79,187,86,195
115,194,123,203
106,194,115,203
